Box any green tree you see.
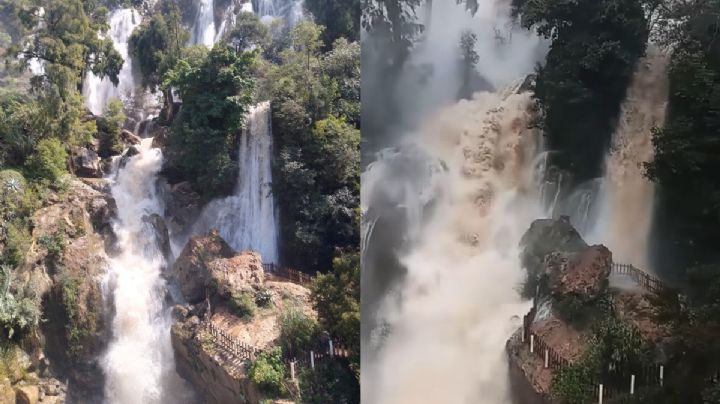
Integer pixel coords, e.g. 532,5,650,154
512,0,650,182
278,308,320,357
163,46,255,196
223,11,269,52
458,30,478,100
11,0,123,96
248,347,286,396
304,0,359,45
310,251,359,372
97,98,125,157
25,137,67,182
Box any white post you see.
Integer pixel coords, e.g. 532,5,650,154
598,384,603,404
310,351,315,369
544,349,549,369
329,339,334,357
530,334,535,354
659,365,664,387
630,374,635,394
290,361,296,381
521,326,525,343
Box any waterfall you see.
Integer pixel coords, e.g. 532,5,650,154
83,9,141,115
194,101,280,264
588,47,669,270
102,140,192,403
192,0,216,47
255,0,304,26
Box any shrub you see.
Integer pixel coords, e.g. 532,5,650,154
3,222,30,267
248,347,286,396
38,228,65,259
25,138,67,183
298,360,359,404
97,98,125,158
552,363,593,404
278,308,320,357
0,266,40,338
228,291,257,320
255,288,272,307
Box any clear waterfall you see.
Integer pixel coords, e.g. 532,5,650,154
256,0,304,25
103,140,192,404
83,9,141,115
588,47,669,270
192,0,216,47
194,101,280,264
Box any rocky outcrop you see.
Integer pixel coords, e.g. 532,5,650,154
19,179,117,399
142,213,171,260
171,310,262,404
173,230,235,303
150,126,170,149
118,145,140,168
120,128,141,145
543,245,612,299
160,180,202,237
207,253,264,298
70,147,103,178
520,216,588,279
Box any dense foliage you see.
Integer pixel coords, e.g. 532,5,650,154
248,347,287,396
162,46,255,196
305,0,360,45
512,0,650,182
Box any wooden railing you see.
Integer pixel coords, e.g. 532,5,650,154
206,320,261,361
610,263,665,293
262,263,314,285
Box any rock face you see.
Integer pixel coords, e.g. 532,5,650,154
171,311,262,404
173,230,236,303
160,180,202,237
544,245,612,299
120,128,141,145
520,216,588,279
21,180,116,399
70,147,103,178
142,213,171,260
150,126,170,149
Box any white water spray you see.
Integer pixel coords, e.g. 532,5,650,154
194,101,280,264
193,0,216,47
83,9,141,115
256,0,304,26
103,140,192,403
365,89,543,404
589,47,669,270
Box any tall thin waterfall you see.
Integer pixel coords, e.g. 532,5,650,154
83,9,141,115
194,101,280,264
589,47,669,270
192,0,216,47
102,140,192,403
256,0,304,25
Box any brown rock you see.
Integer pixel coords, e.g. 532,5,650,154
173,230,235,303
161,180,202,236
120,129,141,145
207,252,264,297
70,147,102,178
545,245,612,299
14,384,39,404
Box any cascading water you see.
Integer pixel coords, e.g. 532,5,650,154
588,47,669,270
362,2,547,402
83,9,141,115
364,87,543,404
255,0,304,26
102,140,192,403
193,101,280,264
192,0,216,47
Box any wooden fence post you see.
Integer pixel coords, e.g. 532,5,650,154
290,361,296,381
310,351,315,369
598,384,603,404
544,349,549,369
630,374,635,395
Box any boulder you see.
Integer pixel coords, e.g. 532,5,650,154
150,126,170,149
520,216,588,278
70,147,102,178
142,213,171,259
544,245,612,299
173,230,235,303
120,129,141,145
207,252,264,298
14,384,39,404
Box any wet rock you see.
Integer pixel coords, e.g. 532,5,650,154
520,216,588,279
120,129,141,145
150,126,170,149
142,213,171,259
70,147,102,178
160,180,202,237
